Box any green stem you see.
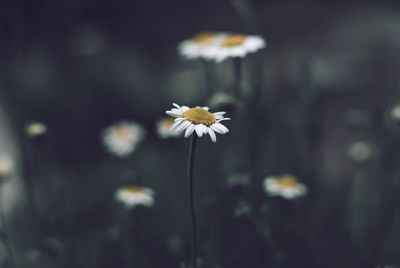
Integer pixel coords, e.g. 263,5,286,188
187,135,198,268
233,57,242,98
0,184,18,268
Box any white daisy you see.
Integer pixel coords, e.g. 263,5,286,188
391,105,400,121
26,122,47,137
178,32,224,60
165,103,230,143
0,155,14,178
102,121,146,157
263,174,307,199
115,185,155,209
155,117,181,139
347,141,373,163
203,33,266,62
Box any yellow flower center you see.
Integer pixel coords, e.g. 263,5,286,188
182,108,216,126
192,32,216,44
114,125,132,140
124,186,146,194
221,34,247,47
275,176,299,189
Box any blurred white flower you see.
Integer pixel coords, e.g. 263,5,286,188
102,121,146,157
207,92,236,109
227,173,250,187
115,185,155,209
165,103,230,143
263,174,307,199
391,105,400,121
26,122,47,137
347,141,373,163
178,32,223,60
0,155,14,178
155,117,181,139
233,200,252,217
203,33,266,62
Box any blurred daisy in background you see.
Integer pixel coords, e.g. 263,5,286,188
178,32,222,60
347,141,373,163
203,33,266,62
155,117,181,139
115,185,155,209
0,154,14,178
26,121,48,137
165,103,230,142
102,121,146,157
226,173,250,187
207,92,236,109
390,104,400,121
263,174,307,199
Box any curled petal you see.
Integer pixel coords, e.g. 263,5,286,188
185,124,195,138
207,128,216,142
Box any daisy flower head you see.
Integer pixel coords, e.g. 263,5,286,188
165,103,230,143
0,154,14,178
391,105,400,121
115,185,155,209
263,174,307,199
102,121,146,157
203,33,266,62
178,31,223,60
26,121,47,137
155,117,182,139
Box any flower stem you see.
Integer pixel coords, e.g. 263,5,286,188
233,57,242,98
0,184,18,268
187,135,198,268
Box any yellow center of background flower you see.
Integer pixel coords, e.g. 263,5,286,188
114,125,131,140
221,35,247,47
123,186,146,194
183,108,216,126
192,32,216,44
275,176,299,188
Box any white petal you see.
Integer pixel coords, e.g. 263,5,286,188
180,106,190,112
171,108,182,113
176,120,191,133
215,123,229,133
202,106,209,110
213,111,226,116
185,124,195,138
207,128,216,142
215,115,224,120
166,111,182,117
217,118,230,121
174,117,185,122
170,120,183,131
173,103,180,109
195,124,206,137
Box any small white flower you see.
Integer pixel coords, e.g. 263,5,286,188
227,173,250,187
391,105,400,121
115,185,155,209
178,32,224,60
203,33,266,62
165,103,230,143
0,155,14,178
207,92,236,109
155,117,181,139
26,122,47,137
102,121,146,157
347,141,373,163
263,174,307,199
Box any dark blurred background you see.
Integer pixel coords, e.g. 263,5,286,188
1,0,400,267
